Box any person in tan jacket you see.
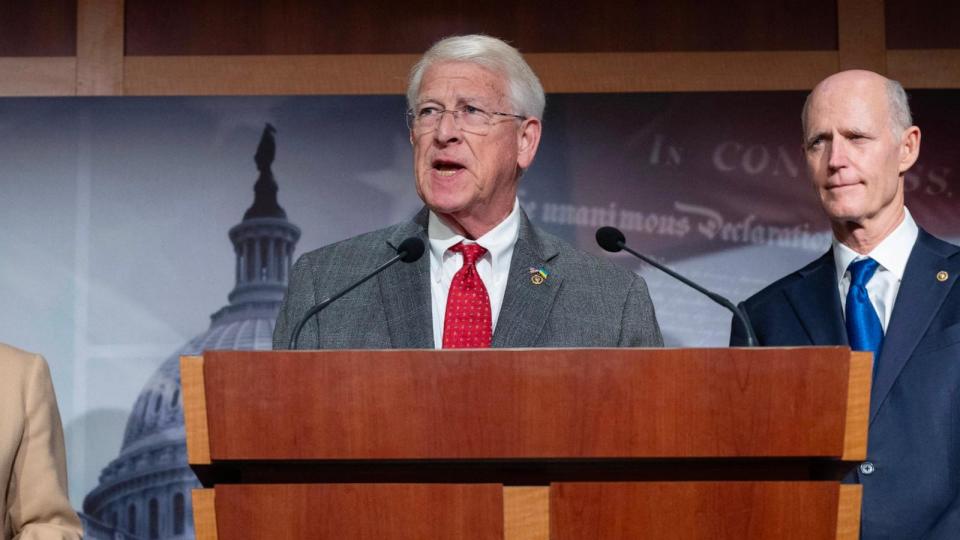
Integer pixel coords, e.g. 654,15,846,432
0,343,82,539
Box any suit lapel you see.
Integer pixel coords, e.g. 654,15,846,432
492,212,561,348
380,209,434,348
783,251,848,346
870,230,960,422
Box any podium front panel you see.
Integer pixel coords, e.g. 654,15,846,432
550,481,860,539
201,347,861,460
213,483,503,539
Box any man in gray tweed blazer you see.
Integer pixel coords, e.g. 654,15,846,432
274,34,662,350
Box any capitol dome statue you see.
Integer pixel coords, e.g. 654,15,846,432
81,124,300,539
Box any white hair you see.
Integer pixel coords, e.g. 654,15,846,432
406,34,546,120
801,75,914,137
884,78,913,133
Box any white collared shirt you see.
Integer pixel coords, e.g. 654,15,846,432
833,208,919,331
428,199,521,349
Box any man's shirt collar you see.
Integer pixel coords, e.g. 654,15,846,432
833,207,918,282
428,199,521,266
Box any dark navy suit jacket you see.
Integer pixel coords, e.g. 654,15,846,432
731,229,960,540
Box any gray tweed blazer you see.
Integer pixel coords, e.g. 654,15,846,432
273,208,662,349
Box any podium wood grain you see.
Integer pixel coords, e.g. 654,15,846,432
199,347,864,460
550,482,859,540
180,355,210,464
504,486,549,540
182,348,869,539
213,483,502,539
191,489,217,540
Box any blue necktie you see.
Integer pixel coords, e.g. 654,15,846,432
845,258,884,366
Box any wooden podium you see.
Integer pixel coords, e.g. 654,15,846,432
181,347,870,539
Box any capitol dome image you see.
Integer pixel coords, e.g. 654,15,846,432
81,124,300,539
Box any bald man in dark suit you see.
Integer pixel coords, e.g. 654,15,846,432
732,70,959,539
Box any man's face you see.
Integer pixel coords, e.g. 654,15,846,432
802,72,919,231
411,62,540,234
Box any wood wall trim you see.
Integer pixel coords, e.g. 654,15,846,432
123,54,418,95
2,1,960,95
76,0,124,95
122,51,838,96
888,49,960,87
4,50,960,97
14,51,960,96
837,0,887,72
0,57,76,95
530,51,837,92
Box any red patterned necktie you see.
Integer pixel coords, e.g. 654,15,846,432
442,242,492,348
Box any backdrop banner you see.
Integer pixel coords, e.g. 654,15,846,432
1,91,956,539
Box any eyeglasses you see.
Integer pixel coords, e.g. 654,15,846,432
406,105,526,135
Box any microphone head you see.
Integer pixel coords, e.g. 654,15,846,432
397,237,426,263
596,226,626,253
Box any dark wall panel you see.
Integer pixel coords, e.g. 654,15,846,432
886,0,960,49
0,1,76,56
125,0,838,56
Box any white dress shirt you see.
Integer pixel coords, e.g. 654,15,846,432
428,199,521,348
833,208,919,331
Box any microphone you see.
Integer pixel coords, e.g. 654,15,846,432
596,226,758,347
287,237,426,349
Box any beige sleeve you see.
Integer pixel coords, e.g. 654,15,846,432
8,353,83,540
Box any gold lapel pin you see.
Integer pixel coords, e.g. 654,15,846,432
937,270,949,282
529,267,549,285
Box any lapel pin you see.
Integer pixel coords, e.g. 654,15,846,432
937,270,949,282
528,267,549,285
